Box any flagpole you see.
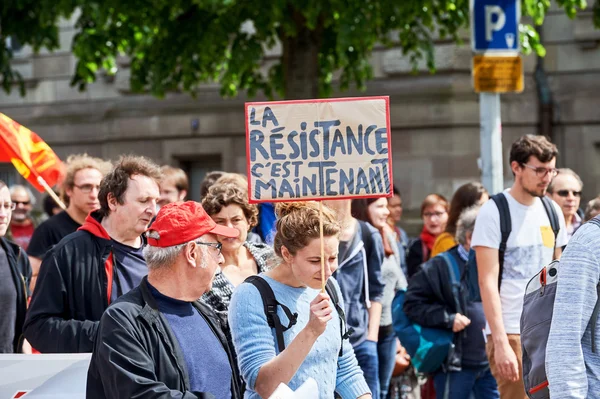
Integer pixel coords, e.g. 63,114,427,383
37,176,66,210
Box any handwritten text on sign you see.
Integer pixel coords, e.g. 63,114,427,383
246,97,393,202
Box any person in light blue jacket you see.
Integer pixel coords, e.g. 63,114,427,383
229,201,372,399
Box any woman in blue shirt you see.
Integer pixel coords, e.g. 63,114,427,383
229,201,372,399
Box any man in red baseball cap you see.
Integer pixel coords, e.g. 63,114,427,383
87,201,243,399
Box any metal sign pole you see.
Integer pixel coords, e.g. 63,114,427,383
471,0,521,195
479,92,504,194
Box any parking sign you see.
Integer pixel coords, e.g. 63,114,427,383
471,0,520,53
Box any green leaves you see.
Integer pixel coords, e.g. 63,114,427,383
0,0,598,99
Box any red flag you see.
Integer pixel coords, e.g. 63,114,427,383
0,113,65,192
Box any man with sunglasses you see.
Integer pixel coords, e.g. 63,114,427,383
7,185,39,251
547,168,584,243
472,134,568,399
87,201,242,399
24,155,162,353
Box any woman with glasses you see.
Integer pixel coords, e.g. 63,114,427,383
228,202,372,398
201,183,273,315
431,182,489,257
406,194,449,279
0,180,32,353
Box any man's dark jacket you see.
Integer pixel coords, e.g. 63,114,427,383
1,237,31,352
23,211,124,353
87,277,242,399
403,246,487,371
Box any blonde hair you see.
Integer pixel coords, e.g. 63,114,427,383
273,202,341,257
62,154,113,205
420,193,449,217
160,166,189,193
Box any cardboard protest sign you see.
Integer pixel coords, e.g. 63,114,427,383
245,96,393,203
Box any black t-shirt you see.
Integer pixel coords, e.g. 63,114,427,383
110,238,148,303
27,211,81,258
0,246,17,353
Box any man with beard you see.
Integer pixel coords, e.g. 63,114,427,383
7,185,39,250
27,154,112,291
471,135,568,399
23,155,162,353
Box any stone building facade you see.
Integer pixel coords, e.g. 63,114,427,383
1,6,599,218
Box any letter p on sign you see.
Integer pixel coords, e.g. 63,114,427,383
485,6,506,41
471,0,519,53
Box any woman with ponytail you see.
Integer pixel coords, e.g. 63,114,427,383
228,202,372,399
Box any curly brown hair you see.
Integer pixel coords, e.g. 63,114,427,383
273,202,340,257
97,155,162,218
202,183,258,229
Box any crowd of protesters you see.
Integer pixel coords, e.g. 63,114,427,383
1,133,600,398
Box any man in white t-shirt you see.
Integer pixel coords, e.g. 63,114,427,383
472,134,568,399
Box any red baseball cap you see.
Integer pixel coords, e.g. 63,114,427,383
147,201,239,247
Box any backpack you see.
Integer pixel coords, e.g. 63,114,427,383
521,218,600,399
465,193,560,301
244,275,353,356
391,251,462,373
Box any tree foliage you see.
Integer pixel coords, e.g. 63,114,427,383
0,0,597,99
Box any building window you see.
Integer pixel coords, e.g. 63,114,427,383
0,163,19,186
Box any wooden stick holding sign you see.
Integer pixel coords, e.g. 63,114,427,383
245,96,393,290
319,201,325,292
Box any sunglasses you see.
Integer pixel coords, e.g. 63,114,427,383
556,190,582,198
13,201,31,206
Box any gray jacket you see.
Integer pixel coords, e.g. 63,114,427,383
547,219,600,399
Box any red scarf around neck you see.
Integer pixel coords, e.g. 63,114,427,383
420,227,437,252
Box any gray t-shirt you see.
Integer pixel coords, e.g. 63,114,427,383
380,232,407,327
0,246,17,353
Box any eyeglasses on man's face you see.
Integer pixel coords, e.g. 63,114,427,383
74,184,101,194
0,202,16,211
195,241,222,256
521,163,559,178
423,211,446,219
556,189,582,198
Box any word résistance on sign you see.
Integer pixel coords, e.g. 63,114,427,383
245,97,393,203
473,55,523,93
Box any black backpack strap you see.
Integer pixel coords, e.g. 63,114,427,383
491,193,511,291
325,279,354,357
358,220,373,255
245,275,298,353
587,218,600,353
541,196,560,245
592,284,600,354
